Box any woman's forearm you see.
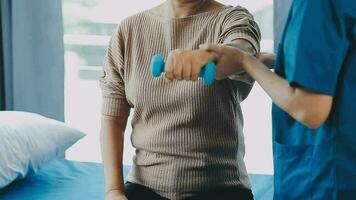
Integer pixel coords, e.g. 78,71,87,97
100,116,128,195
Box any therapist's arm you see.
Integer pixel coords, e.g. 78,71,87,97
201,44,332,129
243,54,332,128
101,115,128,200
256,52,276,69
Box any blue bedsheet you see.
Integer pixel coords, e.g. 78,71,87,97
0,158,273,200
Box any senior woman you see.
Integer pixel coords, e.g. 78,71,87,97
100,0,260,200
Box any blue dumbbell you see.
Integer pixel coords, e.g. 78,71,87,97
150,54,216,86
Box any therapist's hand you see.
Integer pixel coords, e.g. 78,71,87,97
105,190,128,200
199,44,248,80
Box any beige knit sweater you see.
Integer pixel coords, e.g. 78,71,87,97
100,4,260,200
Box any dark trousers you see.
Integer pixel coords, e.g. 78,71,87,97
124,182,254,200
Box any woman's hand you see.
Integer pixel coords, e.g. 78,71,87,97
105,189,127,200
164,43,255,83
164,49,215,83
199,44,248,80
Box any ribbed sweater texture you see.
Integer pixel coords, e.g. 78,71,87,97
100,5,261,199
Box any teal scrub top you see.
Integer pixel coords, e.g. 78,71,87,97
273,0,356,199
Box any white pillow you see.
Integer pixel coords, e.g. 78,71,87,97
0,111,85,188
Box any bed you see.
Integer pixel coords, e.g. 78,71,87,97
0,158,273,200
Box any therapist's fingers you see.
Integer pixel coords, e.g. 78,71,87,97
199,43,225,54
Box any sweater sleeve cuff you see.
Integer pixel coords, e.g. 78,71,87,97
224,31,260,54
101,97,130,117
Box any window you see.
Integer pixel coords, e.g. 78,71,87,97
63,0,273,174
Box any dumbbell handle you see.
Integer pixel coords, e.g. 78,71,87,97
150,54,216,86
